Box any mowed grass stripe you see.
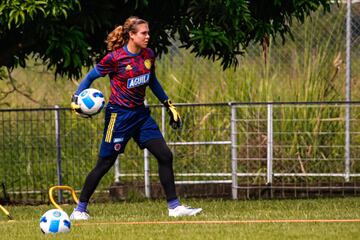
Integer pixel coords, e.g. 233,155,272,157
3,218,360,226
73,218,360,226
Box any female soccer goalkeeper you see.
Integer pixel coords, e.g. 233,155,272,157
70,16,202,220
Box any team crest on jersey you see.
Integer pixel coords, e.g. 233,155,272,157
127,73,150,88
114,143,121,151
125,64,132,71
144,59,151,69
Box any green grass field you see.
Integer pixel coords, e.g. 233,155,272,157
1,198,360,239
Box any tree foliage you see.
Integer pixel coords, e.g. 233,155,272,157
0,0,338,79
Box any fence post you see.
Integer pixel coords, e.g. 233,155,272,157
344,0,352,182
54,105,62,203
144,149,151,198
114,155,121,183
267,104,273,185
231,103,238,200
161,107,166,137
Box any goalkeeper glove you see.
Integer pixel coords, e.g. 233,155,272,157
71,94,91,118
164,99,182,129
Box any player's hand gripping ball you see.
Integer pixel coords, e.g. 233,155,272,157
39,209,71,234
71,88,105,117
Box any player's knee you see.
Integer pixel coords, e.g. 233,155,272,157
95,154,118,172
158,148,173,165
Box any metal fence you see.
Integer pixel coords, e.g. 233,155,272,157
1,102,360,203
231,102,360,199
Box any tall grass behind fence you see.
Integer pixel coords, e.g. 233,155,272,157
2,102,360,203
234,102,360,200
149,104,232,182
0,110,60,202
236,104,346,175
0,109,146,203
0,105,233,203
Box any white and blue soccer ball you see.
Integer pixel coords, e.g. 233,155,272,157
78,88,105,116
39,209,71,234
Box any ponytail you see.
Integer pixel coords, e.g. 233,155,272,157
106,25,125,51
106,16,148,51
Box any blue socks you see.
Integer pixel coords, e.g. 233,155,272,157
75,201,88,212
167,198,180,209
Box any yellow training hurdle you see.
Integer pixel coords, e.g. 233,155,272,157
48,185,79,210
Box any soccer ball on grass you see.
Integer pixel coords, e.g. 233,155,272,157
39,209,71,234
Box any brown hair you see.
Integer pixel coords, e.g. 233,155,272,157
106,16,148,51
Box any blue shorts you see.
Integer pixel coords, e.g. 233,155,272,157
99,103,164,158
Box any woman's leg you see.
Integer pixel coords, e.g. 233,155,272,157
143,138,202,216
78,107,124,204
71,154,118,220
143,138,177,201
79,154,118,203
